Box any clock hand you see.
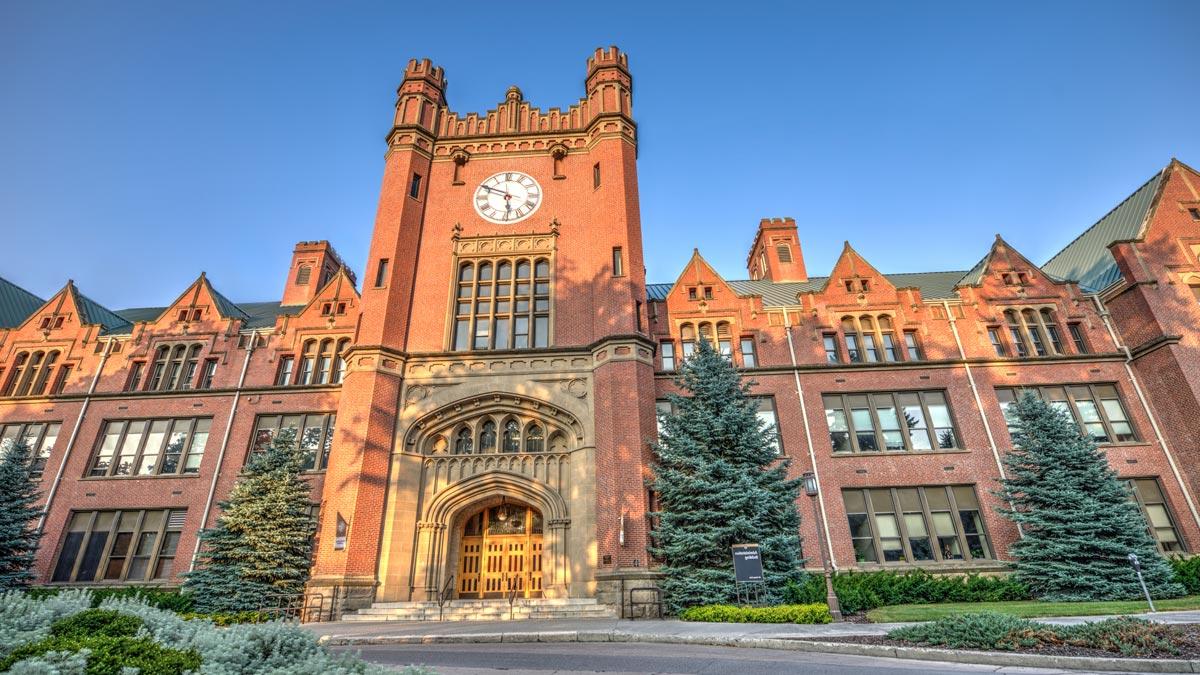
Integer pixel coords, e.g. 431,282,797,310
480,185,509,197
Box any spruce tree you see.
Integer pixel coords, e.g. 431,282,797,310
184,429,317,613
650,340,804,612
998,392,1183,601
0,440,43,589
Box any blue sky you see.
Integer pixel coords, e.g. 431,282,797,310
2,1,1197,308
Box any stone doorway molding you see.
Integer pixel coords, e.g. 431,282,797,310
412,470,571,600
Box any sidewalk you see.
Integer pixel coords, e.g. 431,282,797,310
308,608,1200,645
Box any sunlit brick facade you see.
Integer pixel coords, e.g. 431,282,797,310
1,47,1198,614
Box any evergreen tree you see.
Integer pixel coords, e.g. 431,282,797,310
650,340,804,612
184,429,317,613
0,440,43,589
998,392,1183,601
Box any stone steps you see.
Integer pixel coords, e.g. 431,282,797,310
342,598,617,622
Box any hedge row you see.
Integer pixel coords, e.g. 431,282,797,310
889,612,1188,656
679,603,832,624
27,586,194,613
784,569,1030,614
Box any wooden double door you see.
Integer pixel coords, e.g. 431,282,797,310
458,503,544,599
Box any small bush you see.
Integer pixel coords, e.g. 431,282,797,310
178,609,272,625
0,589,93,657
49,609,143,640
889,612,1189,657
679,603,832,624
1170,556,1200,595
785,570,1029,614
26,586,194,612
888,612,1051,650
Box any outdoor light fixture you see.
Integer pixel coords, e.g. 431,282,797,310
495,497,509,522
802,471,819,497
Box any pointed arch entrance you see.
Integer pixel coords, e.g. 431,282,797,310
457,501,544,598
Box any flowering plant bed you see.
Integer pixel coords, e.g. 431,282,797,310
818,612,1200,659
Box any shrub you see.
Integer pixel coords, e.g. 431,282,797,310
26,586,195,612
889,612,1189,657
784,570,1029,614
1170,556,1200,595
0,589,93,657
50,609,143,640
1,634,201,674
888,612,1052,650
178,610,272,625
679,603,832,624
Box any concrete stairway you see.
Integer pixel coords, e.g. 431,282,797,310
342,597,617,622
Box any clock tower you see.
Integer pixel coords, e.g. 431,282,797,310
309,47,657,609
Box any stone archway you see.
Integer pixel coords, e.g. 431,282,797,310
411,471,571,600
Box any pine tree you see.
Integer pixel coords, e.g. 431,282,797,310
998,391,1183,601
0,440,43,590
650,340,804,612
184,429,317,613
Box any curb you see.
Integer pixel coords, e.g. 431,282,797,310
319,630,1200,673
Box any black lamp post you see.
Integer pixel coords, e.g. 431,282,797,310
802,471,843,622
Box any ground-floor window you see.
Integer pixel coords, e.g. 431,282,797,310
842,485,991,565
50,508,186,584
1126,478,1185,553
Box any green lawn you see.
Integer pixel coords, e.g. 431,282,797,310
867,595,1200,623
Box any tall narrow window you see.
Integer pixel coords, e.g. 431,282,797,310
612,247,624,277
1022,309,1047,356
823,334,841,363
524,424,544,453
988,327,1007,357
903,332,922,360
842,317,862,363
1068,323,1089,354
739,337,757,368
592,162,601,188
454,428,473,455
374,259,390,288
1191,282,1200,303
716,322,733,357
30,351,60,396
1005,310,1028,357
409,172,422,199
1126,478,1184,553
332,339,350,383
127,362,145,391
198,360,217,390
479,421,497,453
680,324,697,358
502,420,520,453
276,356,295,386
660,342,676,371
52,365,72,395
179,345,201,390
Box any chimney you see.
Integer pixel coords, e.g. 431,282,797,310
746,218,807,282
281,240,354,307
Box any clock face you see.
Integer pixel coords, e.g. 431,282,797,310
474,171,542,224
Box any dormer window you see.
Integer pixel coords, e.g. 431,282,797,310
321,303,333,316
860,279,870,292
337,302,347,314
39,317,51,330
703,287,713,300
54,316,64,328
688,287,698,301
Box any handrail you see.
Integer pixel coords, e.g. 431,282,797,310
506,574,520,620
437,574,456,621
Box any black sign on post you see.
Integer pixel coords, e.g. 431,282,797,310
732,544,764,584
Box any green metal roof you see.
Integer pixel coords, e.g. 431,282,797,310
647,270,967,307
0,276,45,329
1041,170,1165,293
114,300,288,332
72,287,132,335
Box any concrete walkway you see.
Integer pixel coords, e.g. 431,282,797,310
307,608,1200,645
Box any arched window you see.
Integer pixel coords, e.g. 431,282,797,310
298,340,317,385
451,256,552,351
454,427,473,455
859,316,879,362
1003,307,1065,357
716,322,732,356
332,339,350,383
164,345,187,390
502,420,520,453
179,345,201,390
878,315,898,361
316,339,334,384
841,317,861,362
479,421,497,453
149,346,170,390
680,323,697,358
4,353,29,396
524,424,544,453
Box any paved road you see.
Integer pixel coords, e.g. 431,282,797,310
336,642,1136,675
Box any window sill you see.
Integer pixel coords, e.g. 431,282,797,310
830,448,973,458
80,473,202,481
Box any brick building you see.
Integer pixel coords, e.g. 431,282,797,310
1,47,1199,616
